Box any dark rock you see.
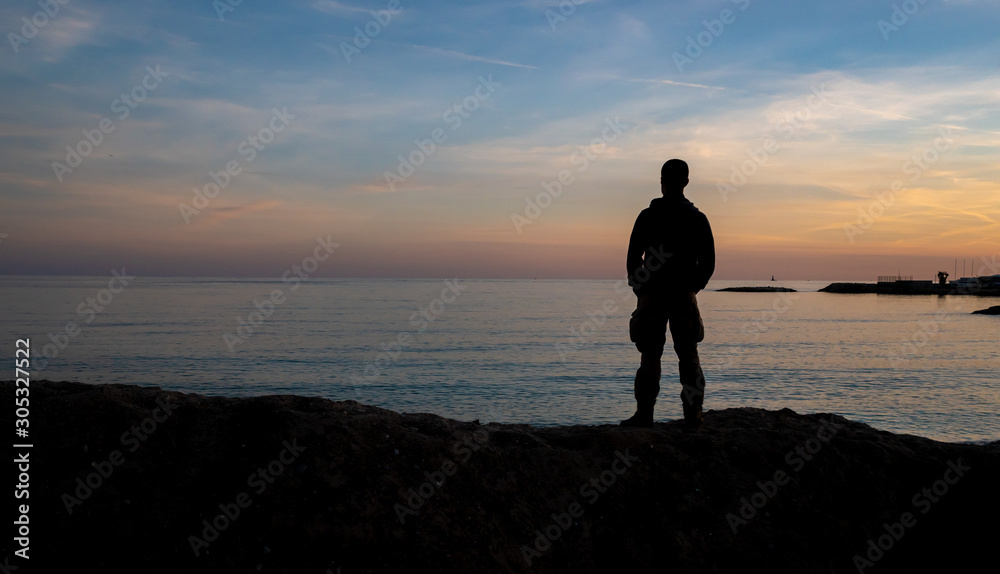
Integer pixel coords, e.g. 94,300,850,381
819,282,879,293
820,282,1000,296
4,380,997,573
972,305,1000,315
717,287,797,292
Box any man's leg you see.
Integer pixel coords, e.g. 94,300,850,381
668,292,706,426
633,349,662,413
622,294,666,427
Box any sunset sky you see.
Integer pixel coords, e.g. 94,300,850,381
1,0,998,280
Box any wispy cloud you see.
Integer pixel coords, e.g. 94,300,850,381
204,201,285,225
521,0,600,7
403,43,539,69
626,77,727,91
312,1,370,15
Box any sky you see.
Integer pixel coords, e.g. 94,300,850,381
1,0,998,280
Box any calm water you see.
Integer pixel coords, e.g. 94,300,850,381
1,277,997,443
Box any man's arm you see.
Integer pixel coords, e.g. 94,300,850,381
626,212,647,292
695,214,716,291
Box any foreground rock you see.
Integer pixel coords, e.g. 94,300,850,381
4,381,998,573
972,305,1000,315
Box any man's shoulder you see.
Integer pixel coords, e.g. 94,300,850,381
640,197,707,219
681,199,710,223
636,205,655,218
634,204,658,225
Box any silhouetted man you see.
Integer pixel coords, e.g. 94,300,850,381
621,159,715,428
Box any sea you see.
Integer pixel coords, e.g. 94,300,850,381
2,277,997,444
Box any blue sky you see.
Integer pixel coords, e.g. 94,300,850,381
2,0,999,279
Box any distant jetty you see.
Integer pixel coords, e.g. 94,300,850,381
821,281,1000,296
718,286,797,293
972,305,1000,315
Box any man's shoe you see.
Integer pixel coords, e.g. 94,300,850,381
683,405,704,428
620,412,654,428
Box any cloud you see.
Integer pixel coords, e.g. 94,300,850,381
626,77,728,91
312,1,370,15
521,0,600,8
1,4,102,63
402,43,540,69
203,200,285,225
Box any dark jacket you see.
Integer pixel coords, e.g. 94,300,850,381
627,195,715,294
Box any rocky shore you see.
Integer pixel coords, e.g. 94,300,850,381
4,380,998,573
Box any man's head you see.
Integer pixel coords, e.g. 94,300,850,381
660,159,689,196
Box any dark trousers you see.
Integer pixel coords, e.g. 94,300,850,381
628,291,706,410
